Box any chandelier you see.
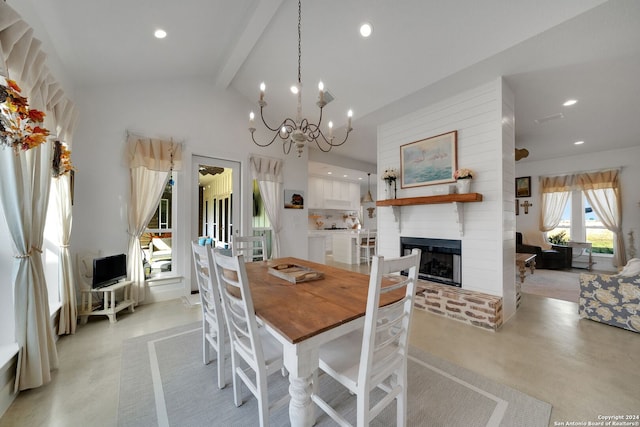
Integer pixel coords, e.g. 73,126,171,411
248,0,353,157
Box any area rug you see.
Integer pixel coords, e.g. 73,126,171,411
519,268,582,303
118,322,551,427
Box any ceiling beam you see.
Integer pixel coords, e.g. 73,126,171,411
215,0,285,90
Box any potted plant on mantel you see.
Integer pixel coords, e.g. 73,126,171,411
454,168,474,194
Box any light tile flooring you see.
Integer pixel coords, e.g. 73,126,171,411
1,258,639,427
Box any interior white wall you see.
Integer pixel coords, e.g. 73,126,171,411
71,78,309,301
515,145,640,271
377,78,517,320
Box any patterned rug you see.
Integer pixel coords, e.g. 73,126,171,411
118,322,552,426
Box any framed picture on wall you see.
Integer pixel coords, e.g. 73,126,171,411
284,189,304,209
515,176,531,198
400,130,457,188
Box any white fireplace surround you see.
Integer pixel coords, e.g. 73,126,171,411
376,78,518,322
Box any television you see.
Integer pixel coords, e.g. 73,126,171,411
92,253,127,288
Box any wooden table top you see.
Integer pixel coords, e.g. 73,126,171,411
244,257,403,344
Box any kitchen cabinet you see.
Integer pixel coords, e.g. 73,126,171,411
308,176,360,210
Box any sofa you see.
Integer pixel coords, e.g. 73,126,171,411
516,232,572,269
578,264,640,333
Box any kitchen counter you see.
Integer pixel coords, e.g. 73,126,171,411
331,232,361,265
308,230,358,256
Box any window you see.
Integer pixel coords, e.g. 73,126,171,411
548,193,571,243
142,179,173,278
583,196,614,254
548,190,614,255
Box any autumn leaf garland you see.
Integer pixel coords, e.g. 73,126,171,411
1,78,50,152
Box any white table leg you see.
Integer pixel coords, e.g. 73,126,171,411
283,345,317,427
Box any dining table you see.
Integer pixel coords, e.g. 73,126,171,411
244,256,404,427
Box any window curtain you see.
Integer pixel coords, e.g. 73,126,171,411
539,175,572,232
0,145,59,392
250,156,283,258
126,135,182,303
576,170,626,267
0,2,77,391
55,172,76,335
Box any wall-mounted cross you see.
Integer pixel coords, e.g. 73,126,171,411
520,200,533,214
366,207,375,218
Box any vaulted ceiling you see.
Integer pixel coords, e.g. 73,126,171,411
14,0,640,167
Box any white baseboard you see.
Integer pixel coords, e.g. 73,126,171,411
144,278,186,304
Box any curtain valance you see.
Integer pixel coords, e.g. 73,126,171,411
0,2,78,143
126,135,183,172
540,169,620,193
250,155,283,183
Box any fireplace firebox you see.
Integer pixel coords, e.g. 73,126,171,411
400,237,461,287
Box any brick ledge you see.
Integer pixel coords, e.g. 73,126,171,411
414,280,503,331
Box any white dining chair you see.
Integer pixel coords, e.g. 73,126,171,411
356,229,377,266
231,234,268,262
210,248,289,427
311,248,421,427
191,241,227,389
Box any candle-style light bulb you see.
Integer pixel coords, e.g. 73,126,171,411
318,81,325,103
328,121,333,138
347,110,353,129
259,82,266,101
249,111,255,125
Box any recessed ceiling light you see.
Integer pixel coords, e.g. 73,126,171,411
574,140,584,145
563,99,577,106
343,174,348,178
327,172,332,175
358,177,363,180
359,22,373,38
154,29,167,39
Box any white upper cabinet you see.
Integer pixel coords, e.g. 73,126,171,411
308,177,360,210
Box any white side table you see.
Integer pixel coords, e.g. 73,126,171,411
567,241,594,271
79,280,135,324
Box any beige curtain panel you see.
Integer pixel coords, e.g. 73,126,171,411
126,135,182,303
0,2,78,390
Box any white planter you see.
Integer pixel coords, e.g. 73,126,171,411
456,179,471,194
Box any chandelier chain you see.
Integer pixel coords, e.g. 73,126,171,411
297,0,302,85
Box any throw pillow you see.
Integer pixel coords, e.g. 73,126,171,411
614,258,640,277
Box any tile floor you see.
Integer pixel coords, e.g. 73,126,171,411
1,258,638,426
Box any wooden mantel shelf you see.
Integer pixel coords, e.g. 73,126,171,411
376,193,483,207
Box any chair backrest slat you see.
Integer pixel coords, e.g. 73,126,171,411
358,248,420,390
232,234,268,262
191,241,224,323
211,248,264,366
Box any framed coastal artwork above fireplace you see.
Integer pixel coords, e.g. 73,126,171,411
400,130,458,188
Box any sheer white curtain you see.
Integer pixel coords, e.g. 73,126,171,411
539,175,572,232
55,173,76,335
577,170,626,267
0,145,59,391
126,136,182,303
250,156,283,258
0,1,77,391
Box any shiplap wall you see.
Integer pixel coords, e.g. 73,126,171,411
377,78,517,320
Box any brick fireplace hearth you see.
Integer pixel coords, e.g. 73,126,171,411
414,280,503,331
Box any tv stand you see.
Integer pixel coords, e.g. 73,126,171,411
79,280,135,324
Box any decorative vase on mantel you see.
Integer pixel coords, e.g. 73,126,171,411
386,179,397,199
456,179,471,194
